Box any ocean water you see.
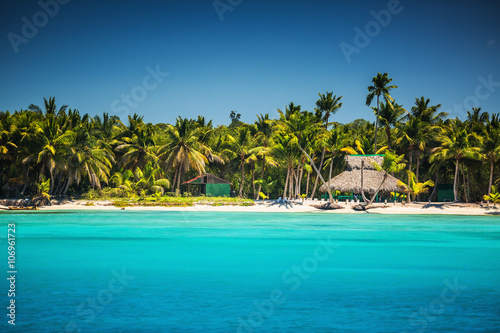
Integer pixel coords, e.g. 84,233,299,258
0,211,499,332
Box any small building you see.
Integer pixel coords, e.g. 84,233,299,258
182,174,231,197
437,184,454,202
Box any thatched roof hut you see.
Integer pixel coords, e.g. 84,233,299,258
319,155,405,195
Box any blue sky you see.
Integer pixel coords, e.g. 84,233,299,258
1,0,499,126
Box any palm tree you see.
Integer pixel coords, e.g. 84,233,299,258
315,92,343,130
0,115,17,161
397,171,434,202
376,101,406,150
28,96,68,116
396,116,433,187
482,113,500,194
466,107,488,134
32,176,51,206
366,73,398,151
22,115,75,194
360,150,406,208
341,133,386,155
408,97,445,124
323,126,347,181
483,185,500,207
254,114,276,199
92,113,120,142
221,126,255,197
278,109,334,202
430,121,483,202
7,110,43,195
65,143,114,195
115,115,158,170
279,102,302,120
271,132,301,198
157,117,208,191
312,93,343,197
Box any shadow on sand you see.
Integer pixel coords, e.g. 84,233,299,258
269,200,296,209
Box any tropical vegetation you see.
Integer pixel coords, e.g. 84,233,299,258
1,74,499,204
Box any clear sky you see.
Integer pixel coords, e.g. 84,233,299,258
1,0,499,126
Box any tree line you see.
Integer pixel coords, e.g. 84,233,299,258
1,73,499,202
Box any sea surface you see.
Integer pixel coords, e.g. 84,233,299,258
0,211,499,332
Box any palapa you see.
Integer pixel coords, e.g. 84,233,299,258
319,155,405,195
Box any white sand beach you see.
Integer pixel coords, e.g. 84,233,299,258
25,200,499,216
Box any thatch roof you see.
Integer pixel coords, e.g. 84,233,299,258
183,173,230,185
319,155,405,194
345,155,383,171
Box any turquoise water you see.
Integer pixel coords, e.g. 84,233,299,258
0,211,499,332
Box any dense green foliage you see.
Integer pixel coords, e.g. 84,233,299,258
1,74,499,202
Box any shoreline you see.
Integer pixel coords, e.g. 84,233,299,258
2,200,497,216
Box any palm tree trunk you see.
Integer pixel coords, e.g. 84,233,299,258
287,168,292,198
256,156,266,200
21,165,28,195
467,168,471,204
453,159,459,202
429,169,439,203
297,166,301,197
386,127,391,150
283,167,290,196
360,161,369,203
328,151,335,181
62,177,72,196
172,165,179,191
305,153,314,197
49,169,54,195
298,146,333,202
56,171,67,196
416,154,420,183
251,164,256,199
310,148,326,199
407,149,413,203
53,176,62,196
288,168,294,198
365,172,388,208
416,154,421,201
298,163,304,197
461,162,468,203
305,171,311,197
176,167,183,191
488,160,494,194
239,159,245,197
374,95,379,152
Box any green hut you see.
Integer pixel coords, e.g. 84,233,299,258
182,174,231,197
